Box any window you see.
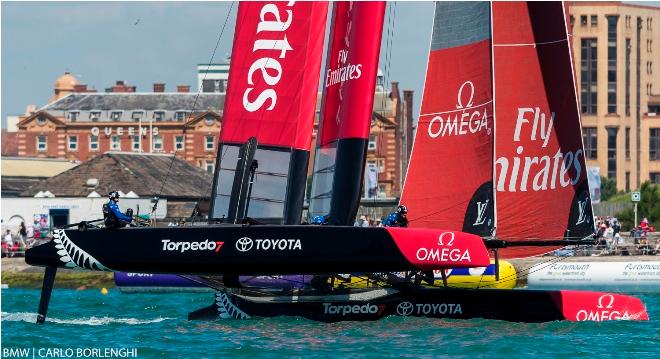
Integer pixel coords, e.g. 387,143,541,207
131,136,140,152
175,111,188,121
205,160,214,174
153,111,165,121
580,15,587,26
37,135,47,151
110,135,121,150
570,15,575,29
68,112,79,121
153,135,163,151
378,184,386,198
36,115,46,126
626,172,630,192
110,111,122,121
591,15,597,26
625,127,630,160
626,38,631,116
607,127,618,180
368,135,377,150
89,111,101,121
202,79,224,93
90,135,99,151
205,115,215,126
651,173,660,184
607,16,618,114
581,39,598,114
68,136,77,151
583,127,598,159
131,111,143,121
650,129,660,161
205,135,215,151
175,136,184,151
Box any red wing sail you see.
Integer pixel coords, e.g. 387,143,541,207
492,2,594,257
308,2,386,224
220,1,327,149
400,2,494,236
210,2,328,224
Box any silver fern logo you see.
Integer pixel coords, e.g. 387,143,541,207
53,229,112,271
215,291,250,319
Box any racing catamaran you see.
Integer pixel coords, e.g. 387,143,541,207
26,1,649,323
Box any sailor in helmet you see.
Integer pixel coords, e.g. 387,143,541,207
383,205,409,228
103,191,133,229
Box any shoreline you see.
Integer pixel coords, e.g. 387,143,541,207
2,256,659,289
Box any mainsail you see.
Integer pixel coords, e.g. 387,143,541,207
210,1,328,224
308,1,386,225
401,1,594,258
492,1,594,257
400,2,495,236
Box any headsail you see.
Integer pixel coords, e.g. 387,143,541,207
492,1,594,257
308,1,386,225
400,2,495,236
210,1,328,224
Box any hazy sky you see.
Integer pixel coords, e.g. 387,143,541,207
1,1,435,127
2,1,657,128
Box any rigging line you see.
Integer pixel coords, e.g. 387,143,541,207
493,38,567,47
153,1,236,214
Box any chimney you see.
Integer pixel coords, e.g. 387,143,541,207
177,85,191,93
153,83,165,93
73,84,90,92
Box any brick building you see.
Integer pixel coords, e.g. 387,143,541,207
12,69,414,199
16,72,223,174
570,2,660,190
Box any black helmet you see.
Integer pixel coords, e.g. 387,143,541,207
109,191,120,201
397,204,408,215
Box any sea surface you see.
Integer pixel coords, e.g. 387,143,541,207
1,288,659,358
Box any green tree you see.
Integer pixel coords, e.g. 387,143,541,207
600,176,618,201
617,181,660,230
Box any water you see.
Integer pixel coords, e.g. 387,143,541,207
2,288,659,358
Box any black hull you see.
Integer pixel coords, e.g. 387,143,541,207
25,225,490,275
190,286,649,323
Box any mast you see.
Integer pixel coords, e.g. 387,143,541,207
491,1,594,258
209,1,328,224
308,1,386,225
399,1,495,236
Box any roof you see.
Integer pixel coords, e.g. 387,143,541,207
41,93,225,112
570,1,660,11
20,152,213,199
1,177,44,197
1,157,78,177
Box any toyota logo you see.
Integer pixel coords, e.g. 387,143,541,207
396,302,414,316
235,237,254,252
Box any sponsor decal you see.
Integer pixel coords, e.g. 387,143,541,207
575,200,587,225
415,232,471,263
575,294,630,321
396,302,414,316
495,107,583,192
235,237,254,252
161,239,224,253
235,237,302,252
323,303,385,316
242,2,295,112
473,199,489,226
396,302,463,316
427,81,492,139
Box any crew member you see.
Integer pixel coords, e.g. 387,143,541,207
383,205,409,228
103,191,133,229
